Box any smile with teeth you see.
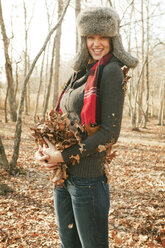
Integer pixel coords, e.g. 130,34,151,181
93,49,103,54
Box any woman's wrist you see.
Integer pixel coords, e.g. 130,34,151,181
55,150,64,163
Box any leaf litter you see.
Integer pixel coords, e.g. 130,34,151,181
0,114,165,247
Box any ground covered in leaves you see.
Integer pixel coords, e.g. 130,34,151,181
0,113,165,248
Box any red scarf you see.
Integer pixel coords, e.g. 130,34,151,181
55,53,113,126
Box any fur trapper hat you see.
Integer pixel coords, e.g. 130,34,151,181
73,7,138,70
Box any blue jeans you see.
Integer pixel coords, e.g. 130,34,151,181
53,175,110,248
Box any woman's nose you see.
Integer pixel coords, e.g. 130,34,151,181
93,38,100,46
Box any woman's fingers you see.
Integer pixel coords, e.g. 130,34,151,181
38,145,43,151
42,138,56,155
43,163,58,170
43,137,54,148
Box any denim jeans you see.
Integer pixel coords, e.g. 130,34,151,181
53,175,110,248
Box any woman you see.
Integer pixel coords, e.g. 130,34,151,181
35,7,138,248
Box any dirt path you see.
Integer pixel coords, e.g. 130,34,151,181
0,115,164,247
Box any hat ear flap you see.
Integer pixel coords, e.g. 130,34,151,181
72,36,90,72
112,34,138,68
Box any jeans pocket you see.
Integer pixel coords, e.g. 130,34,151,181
67,178,92,200
71,177,93,188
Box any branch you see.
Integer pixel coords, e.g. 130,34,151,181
120,12,165,28
107,0,113,7
120,0,134,23
133,41,164,112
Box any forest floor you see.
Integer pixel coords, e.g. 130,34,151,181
0,112,165,248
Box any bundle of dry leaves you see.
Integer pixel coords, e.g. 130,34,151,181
30,110,84,188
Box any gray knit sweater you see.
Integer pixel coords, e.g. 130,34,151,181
60,56,125,178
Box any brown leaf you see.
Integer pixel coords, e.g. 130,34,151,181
85,124,100,137
70,154,80,164
114,233,122,245
97,145,106,152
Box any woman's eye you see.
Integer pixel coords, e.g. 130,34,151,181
100,36,107,40
87,36,94,40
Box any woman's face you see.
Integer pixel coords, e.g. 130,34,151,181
86,35,111,61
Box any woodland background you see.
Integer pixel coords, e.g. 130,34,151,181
0,0,165,247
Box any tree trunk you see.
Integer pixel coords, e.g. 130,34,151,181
9,0,71,170
42,0,52,110
0,135,9,170
0,182,13,195
143,0,150,128
42,35,57,119
131,58,147,130
23,1,29,115
53,0,63,108
129,3,139,130
126,2,134,118
137,0,145,126
34,52,45,122
158,80,165,126
4,84,9,123
0,0,17,122
14,60,21,99
0,138,13,195
150,88,154,118
107,0,113,7
75,0,81,51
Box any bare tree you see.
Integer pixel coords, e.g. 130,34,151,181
42,34,57,118
75,0,81,51
14,59,21,99
53,0,63,108
0,0,17,121
0,0,71,174
158,80,165,126
9,0,71,170
122,0,140,130
4,84,9,123
42,0,56,110
143,0,150,128
33,52,45,122
0,135,11,195
23,0,34,115
0,135,9,170
137,0,145,127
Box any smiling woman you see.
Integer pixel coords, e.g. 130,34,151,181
34,6,138,248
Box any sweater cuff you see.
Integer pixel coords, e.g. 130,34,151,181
61,144,82,163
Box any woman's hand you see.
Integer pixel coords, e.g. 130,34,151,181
34,138,64,170
35,145,49,164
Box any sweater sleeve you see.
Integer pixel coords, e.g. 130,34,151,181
61,62,125,163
